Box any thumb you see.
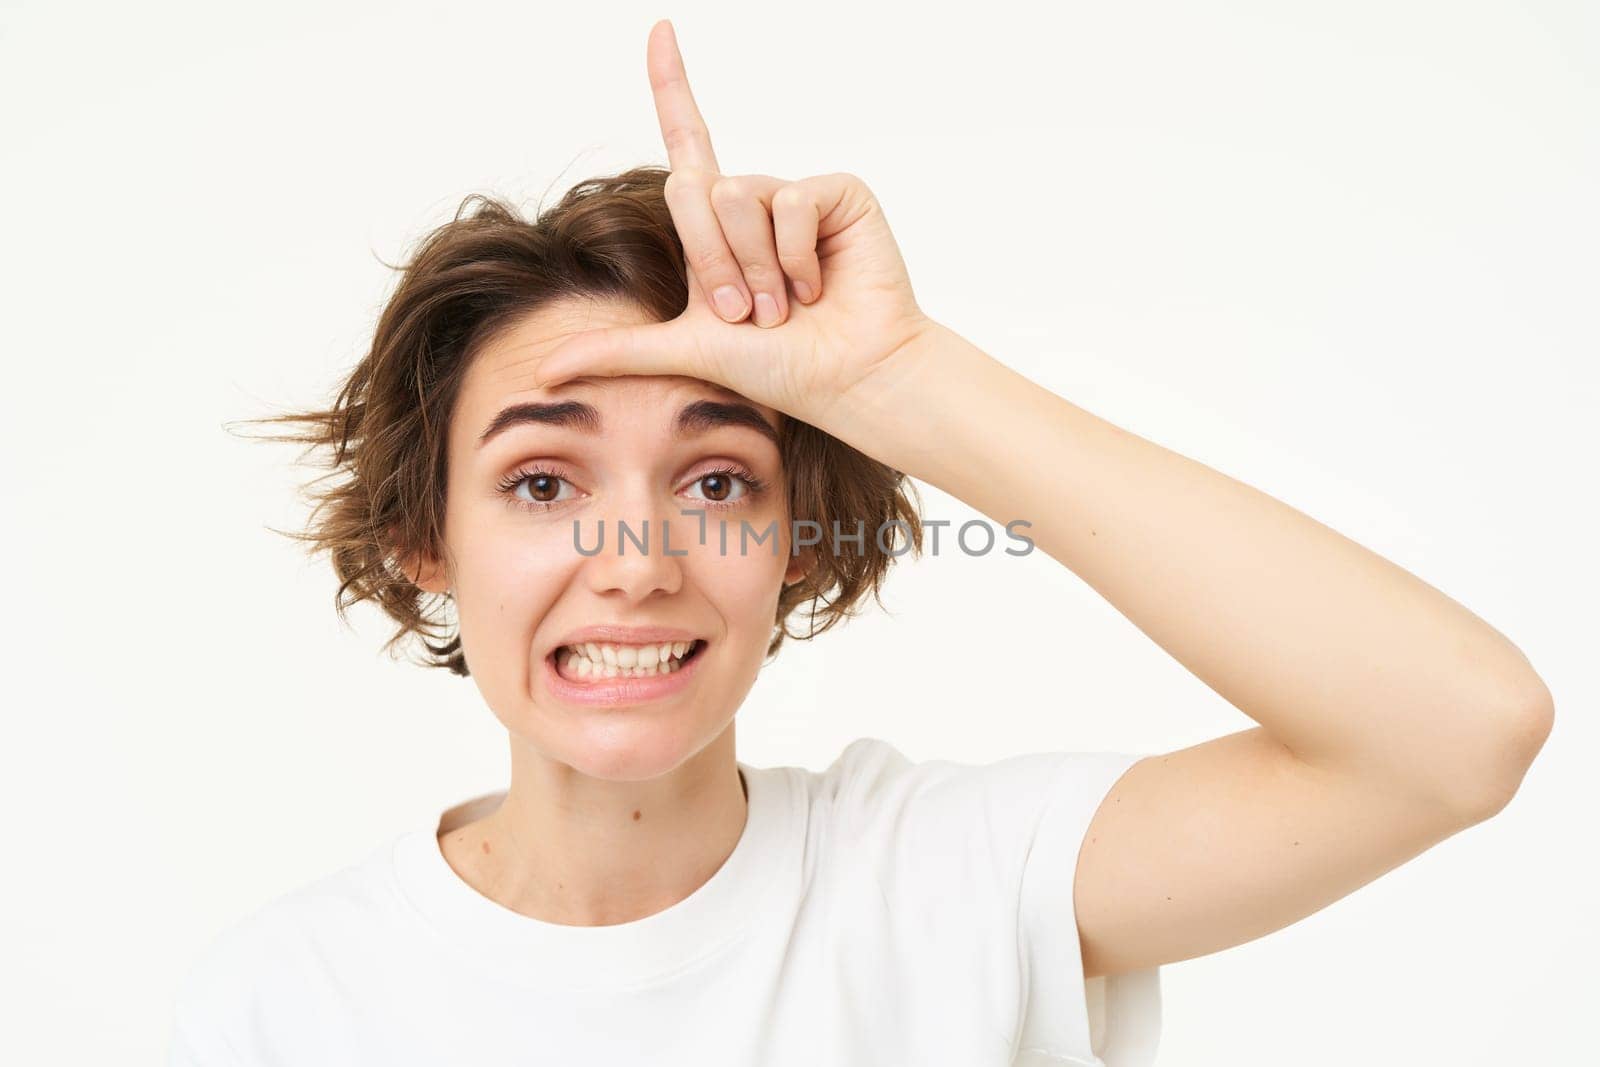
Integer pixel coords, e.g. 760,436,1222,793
532,317,708,388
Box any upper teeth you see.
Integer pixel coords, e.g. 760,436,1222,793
559,641,695,678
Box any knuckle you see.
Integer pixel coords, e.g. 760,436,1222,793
664,167,710,201
680,164,716,188
710,175,752,207
742,261,782,284
662,182,692,211
772,184,808,213
831,170,871,196
776,251,812,272
685,244,727,276
661,126,698,156
729,249,772,279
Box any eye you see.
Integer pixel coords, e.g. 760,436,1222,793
682,467,762,506
497,466,582,511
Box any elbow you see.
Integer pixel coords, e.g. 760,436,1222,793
1446,674,1555,825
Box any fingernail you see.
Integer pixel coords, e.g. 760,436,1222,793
794,280,814,303
713,285,747,322
753,292,779,328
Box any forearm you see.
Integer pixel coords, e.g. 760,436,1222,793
838,322,1553,811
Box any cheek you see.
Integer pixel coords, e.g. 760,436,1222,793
451,514,575,641
689,517,789,621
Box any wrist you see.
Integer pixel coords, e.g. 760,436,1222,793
818,317,997,479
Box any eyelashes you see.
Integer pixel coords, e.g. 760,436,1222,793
496,466,580,510
495,463,769,515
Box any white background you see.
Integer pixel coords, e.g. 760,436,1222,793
3,0,1595,1062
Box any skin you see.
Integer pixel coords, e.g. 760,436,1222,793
406,297,805,926
520,19,1556,976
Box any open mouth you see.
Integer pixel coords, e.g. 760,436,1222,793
551,639,707,682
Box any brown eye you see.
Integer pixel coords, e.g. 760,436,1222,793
683,470,749,505
503,470,579,507
700,473,730,501
528,474,560,502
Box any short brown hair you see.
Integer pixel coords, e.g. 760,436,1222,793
234,165,922,677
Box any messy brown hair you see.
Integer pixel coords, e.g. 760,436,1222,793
232,165,923,677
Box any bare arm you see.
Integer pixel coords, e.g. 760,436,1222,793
840,321,1554,976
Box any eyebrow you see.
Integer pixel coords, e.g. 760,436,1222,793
475,397,780,450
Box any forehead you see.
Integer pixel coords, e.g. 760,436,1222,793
458,296,779,430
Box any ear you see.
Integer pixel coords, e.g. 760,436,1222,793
782,548,811,589
389,529,451,595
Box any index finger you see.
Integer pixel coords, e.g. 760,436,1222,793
647,19,720,174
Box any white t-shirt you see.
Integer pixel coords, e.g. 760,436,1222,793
168,737,1162,1066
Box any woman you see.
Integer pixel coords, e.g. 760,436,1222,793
170,19,1553,1066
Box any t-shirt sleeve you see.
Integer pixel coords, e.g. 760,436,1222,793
166,949,252,1067
1015,750,1162,1066
823,738,1162,1067
164,893,309,1067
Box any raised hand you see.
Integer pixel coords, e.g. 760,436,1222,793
533,19,938,439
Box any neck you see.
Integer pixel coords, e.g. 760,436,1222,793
439,724,748,927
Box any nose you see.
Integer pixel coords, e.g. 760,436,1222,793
580,490,686,604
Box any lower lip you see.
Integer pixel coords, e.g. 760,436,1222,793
542,643,707,707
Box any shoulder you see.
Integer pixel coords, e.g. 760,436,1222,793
806,736,1147,895
813,735,1139,841
170,835,407,1045
797,737,1161,1062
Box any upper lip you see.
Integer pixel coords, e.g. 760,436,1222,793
550,624,704,654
